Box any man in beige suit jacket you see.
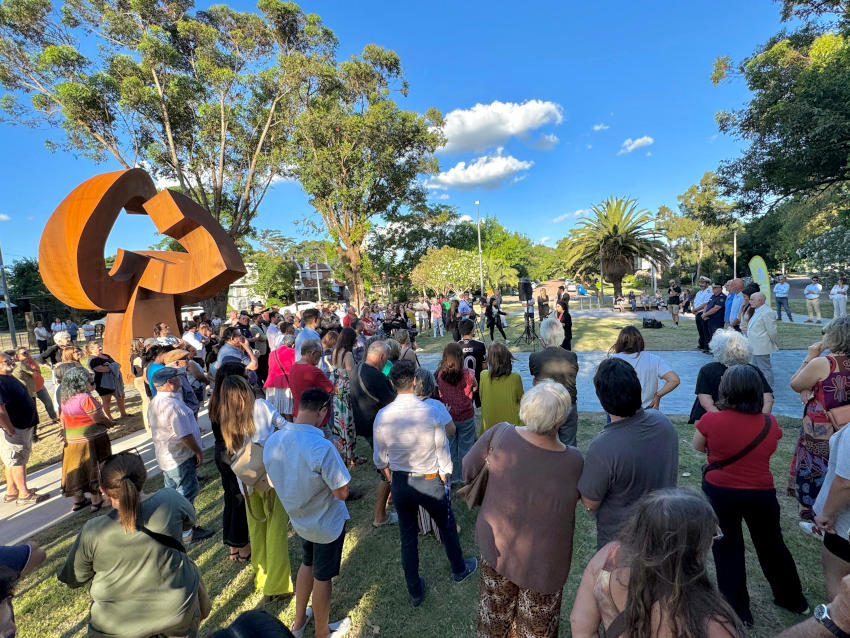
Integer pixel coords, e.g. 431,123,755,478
747,292,778,386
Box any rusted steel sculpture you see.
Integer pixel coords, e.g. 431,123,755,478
39,168,246,381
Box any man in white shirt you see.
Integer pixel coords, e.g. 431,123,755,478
747,292,779,387
692,277,714,352
773,274,793,322
181,322,206,360
804,276,823,324
373,360,478,607
264,388,351,638
146,367,213,543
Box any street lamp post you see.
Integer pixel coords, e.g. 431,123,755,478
0,240,17,348
475,200,484,296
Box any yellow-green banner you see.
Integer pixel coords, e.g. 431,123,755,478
749,256,772,307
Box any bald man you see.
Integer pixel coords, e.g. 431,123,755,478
747,292,779,386
724,278,745,328
350,340,398,527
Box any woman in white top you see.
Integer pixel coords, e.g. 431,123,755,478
34,321,51,353
212,375,292,602
831,277,849,319
609,326,680,410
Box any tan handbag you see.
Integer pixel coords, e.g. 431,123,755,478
456,422,510,509
827,404,850,432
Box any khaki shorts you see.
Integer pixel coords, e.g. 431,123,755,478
0,427,33,467
668,304,680,315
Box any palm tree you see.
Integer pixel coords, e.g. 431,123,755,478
563,197,669,298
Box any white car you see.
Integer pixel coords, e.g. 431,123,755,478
280,301,317,315
567,283,577,293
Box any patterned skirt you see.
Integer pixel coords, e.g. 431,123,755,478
332,374,356,465
265,386,293,416
61,433,112,497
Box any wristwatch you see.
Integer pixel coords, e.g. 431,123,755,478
815,604,850,638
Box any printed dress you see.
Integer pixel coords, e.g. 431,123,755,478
790,354,850,511
331,365,357,466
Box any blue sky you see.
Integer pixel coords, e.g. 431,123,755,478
0,0,790,263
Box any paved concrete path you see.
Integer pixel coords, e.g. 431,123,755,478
0,407,216,546
417,349,808,419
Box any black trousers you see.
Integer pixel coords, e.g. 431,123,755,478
391,473,466,597
214,441,250,547
702,481,807,625
696,312,708,349
489,323,506,340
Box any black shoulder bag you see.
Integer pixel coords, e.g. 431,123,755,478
702,414,771,479
108,509,186,552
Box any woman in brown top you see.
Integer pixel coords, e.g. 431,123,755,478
463,380,583,637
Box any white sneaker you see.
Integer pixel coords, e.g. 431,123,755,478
328,617,352,636
799,520,824,539
291,606,314,638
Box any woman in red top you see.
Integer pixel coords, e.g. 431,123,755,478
264,333,295,420
693,364,807,626
437,342,476,484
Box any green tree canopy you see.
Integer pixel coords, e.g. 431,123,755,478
562,197,668,297
409,246,479,296
290,44,444,308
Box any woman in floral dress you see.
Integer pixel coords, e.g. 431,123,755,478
330,327,359,467
789,318,850,518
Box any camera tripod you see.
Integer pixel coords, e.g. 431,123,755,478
512,310,540,350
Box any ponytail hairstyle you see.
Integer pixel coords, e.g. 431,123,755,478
100,451,147,533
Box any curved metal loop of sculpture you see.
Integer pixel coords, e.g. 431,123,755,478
39,168,246,381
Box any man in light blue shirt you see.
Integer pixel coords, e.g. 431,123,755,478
724,278,744,328
294,308,321,362
264,388,351,638
773,274,793,322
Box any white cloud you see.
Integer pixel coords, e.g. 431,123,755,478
531,133,559,151
440,100,563,153
539,236,551,245
0,214,9,222
646,151,652,157
459,214,474,223
552,208,590,223
592,123,609,131
618,136,654,155
426,152,533,191
438,193,450,200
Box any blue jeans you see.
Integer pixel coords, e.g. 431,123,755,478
163,456,199,505
776,297,793,321
391,473,466,597
449,417,476,483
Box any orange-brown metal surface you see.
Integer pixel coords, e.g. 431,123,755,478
38,169,246,381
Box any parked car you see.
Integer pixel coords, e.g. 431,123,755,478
280,301,317,315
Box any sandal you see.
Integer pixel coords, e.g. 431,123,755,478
3,494,18,503
236,553,251,563
72,498,92,512
17,492,49,506
90,501,104,513
229,549,239,561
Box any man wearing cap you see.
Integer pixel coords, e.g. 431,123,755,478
804,275,823,324
667,279,682,327
701,283,727,344
773,274,793,322
692,277,714,352
147,367,213,544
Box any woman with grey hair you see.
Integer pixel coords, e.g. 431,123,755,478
59,366,113,512
463,381,584,636
529,317,579,446
789,316,850,518
688,328,774,423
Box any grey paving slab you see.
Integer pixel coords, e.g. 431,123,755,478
418,348,808,419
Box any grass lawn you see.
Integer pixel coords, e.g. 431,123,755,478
13,413,823,637
789,299,834,321
414,305,824,355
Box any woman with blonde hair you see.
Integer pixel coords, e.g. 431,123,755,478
58,366,114,512
59,450,210,637
479,342,524,432
210,374,292,602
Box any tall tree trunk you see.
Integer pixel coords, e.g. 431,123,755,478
340,243,365,308
610,274,624,298
201,289,229,318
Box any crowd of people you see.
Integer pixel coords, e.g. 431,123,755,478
4,287,850,637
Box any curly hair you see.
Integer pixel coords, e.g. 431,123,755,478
59,365,93,406
824,317,850,355
708,328,752,367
